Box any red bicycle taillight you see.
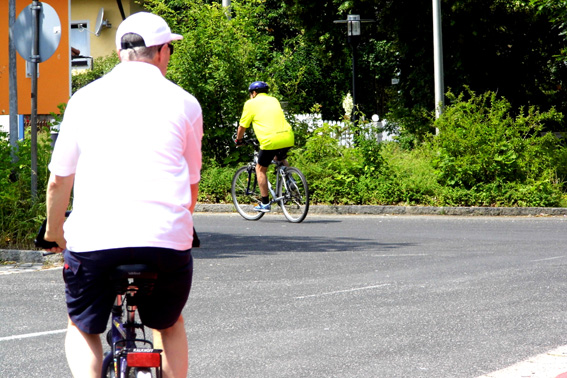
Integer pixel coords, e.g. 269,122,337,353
127,352,161,367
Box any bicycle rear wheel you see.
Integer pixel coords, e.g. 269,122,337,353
102,352,116,378
131,367,153,378
231,166,265,221
278,167,309,223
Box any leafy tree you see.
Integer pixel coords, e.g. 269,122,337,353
530,0,567,60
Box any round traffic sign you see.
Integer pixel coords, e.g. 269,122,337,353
12,2,62,63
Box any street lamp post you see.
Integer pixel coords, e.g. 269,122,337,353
222,0,231,19
432,0,445,126
334,15,374,124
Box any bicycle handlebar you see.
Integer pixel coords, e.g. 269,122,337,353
233,133,259,149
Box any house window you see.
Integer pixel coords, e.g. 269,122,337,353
70,21,92,69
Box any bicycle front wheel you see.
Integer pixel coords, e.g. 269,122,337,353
231,166,265,221
278,167,309,223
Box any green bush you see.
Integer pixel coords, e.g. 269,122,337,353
431,89,565,206
0,131,52,249
380,143,441,205
197,159,234,204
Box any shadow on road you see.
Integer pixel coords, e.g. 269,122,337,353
191,231,415,259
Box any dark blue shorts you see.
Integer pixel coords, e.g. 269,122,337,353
63,247,193,334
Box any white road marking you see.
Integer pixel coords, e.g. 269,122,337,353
294,284,390,299
0,329,66,341
373,254,429,257
531,256,566,262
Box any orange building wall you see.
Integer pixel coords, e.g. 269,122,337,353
1,0,70,116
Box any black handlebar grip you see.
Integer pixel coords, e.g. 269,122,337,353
34,220,60,249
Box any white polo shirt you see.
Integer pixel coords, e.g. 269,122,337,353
49,62,203,252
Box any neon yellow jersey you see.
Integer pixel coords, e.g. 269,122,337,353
239,93,294,150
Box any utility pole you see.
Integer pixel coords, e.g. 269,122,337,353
432,0,445,127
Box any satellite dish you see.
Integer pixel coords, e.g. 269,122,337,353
94,8,111,36
94,8,104,36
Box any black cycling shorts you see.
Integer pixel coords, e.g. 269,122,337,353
63,247,193,334
257,147,291,167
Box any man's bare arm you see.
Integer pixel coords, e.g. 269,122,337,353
45,173,74,251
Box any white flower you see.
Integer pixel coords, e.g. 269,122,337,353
342,93,353,116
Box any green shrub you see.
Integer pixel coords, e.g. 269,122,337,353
290,122,364,204
0,131,52,249
197,159,234,204
431,88,565,206
380,142,441,205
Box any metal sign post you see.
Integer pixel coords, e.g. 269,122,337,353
11,1,61,199
30,1,40,199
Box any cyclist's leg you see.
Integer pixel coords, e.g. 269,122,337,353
152,316,188,378
255,163,269,198
65,318,103,378
257,148,284,200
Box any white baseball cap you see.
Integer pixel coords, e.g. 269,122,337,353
115,12,182,50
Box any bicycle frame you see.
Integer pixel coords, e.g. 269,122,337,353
102,266,163,378
246,152,290,206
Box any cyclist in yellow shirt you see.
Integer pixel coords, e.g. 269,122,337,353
235,81,294,212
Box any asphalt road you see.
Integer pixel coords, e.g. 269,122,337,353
1,213,567,378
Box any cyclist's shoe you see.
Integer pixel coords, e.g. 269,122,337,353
254,203,271,212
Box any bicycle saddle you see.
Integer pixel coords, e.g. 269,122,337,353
112,264,158,296
113,264,158,280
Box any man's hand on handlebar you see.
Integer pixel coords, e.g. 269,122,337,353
35,211,70,254
44,231,66,253
234,138,245,147
35,223,66,254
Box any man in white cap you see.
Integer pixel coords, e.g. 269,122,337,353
44,12,202,378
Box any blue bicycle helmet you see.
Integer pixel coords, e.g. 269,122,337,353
248,81,269,93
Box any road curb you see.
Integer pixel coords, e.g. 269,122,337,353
0,249,63,266
195,203,567,217
3,205,566,264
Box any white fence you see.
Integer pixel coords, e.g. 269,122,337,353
294,114,393,147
